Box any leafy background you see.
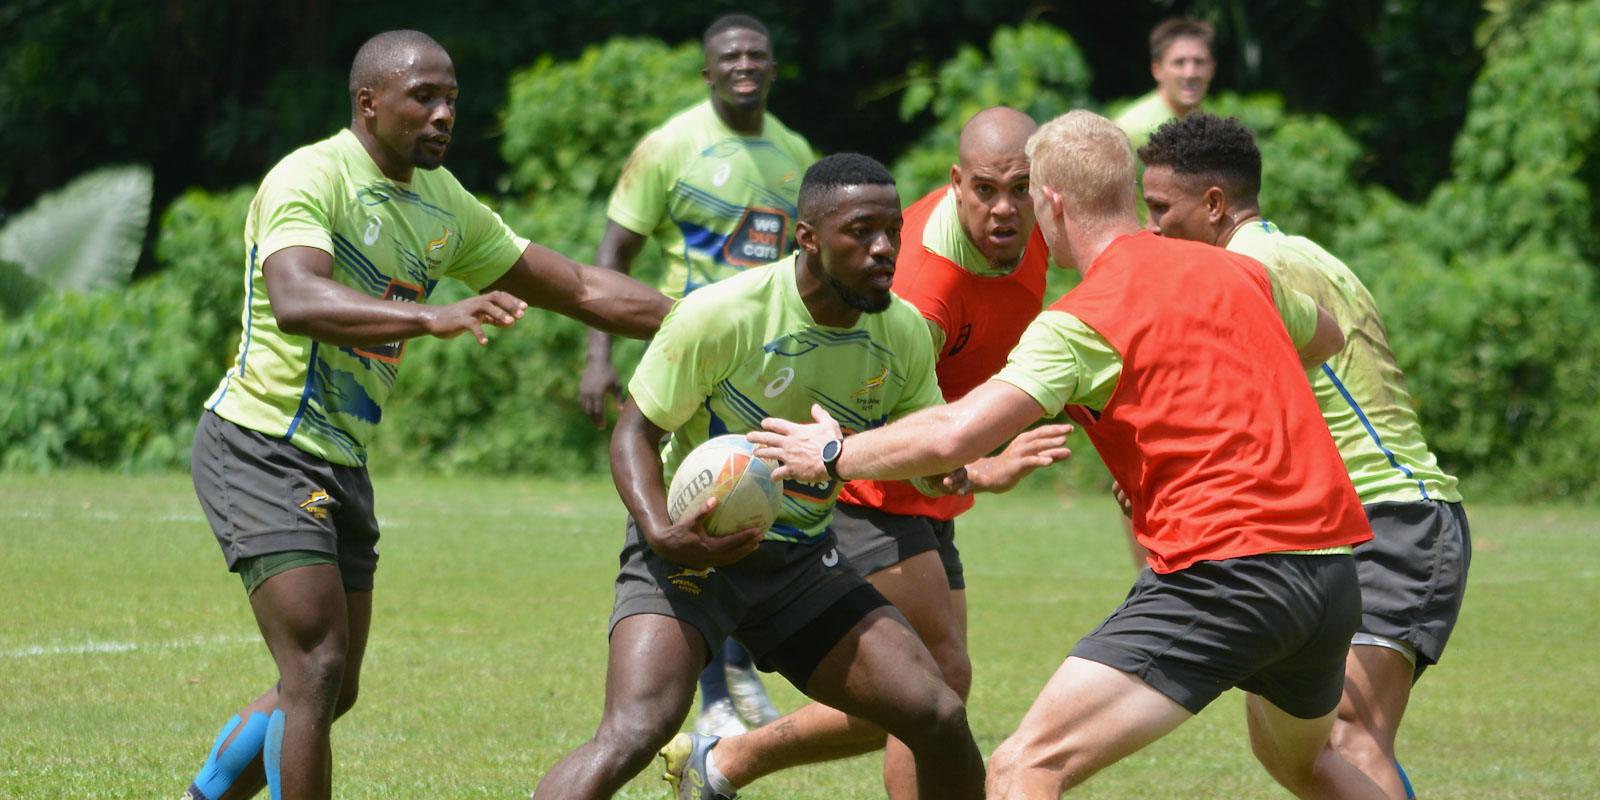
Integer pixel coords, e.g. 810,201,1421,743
4,0,1599,500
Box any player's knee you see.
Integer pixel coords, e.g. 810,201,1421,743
988,736,1074,796
281,643,349,717
893,684,970,750
930,641,973,700
594,707,680,763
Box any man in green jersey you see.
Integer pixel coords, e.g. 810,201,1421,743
1138,112,1471,800
531,154,985,800
182,30,672,800
577,11,816,739
1111,17,1216,153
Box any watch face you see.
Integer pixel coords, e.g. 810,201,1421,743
822,439,842,461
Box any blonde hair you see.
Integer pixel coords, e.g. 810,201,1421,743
1025,110,1138,223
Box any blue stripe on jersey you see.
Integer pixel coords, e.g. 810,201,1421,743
208,245,259,411
678,222,735,267
284,341,320,439
294,406,362,464
331,234,390,295
717,380,771,430
1320,363,1429,500
768,520,824,545
673,183,748,219
357,182,458,223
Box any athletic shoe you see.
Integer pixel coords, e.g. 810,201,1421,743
724,662,781,728
692,696,747,738
660,732,736,799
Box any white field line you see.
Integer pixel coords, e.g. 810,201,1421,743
2,633,258,659
1,510,405,527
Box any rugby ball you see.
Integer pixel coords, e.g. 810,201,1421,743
666,434,783,537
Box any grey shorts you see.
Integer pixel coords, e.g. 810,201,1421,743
191,410,380,592
831,501,964,590
1356,500,1471,678
610,517,890,688
1071,553,1361,719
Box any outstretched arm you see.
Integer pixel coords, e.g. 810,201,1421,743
751,380,1049,484
263,246,525,347
612,399,764,568
484,238,671,341
579,221,653,427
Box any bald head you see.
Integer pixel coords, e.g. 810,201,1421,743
349,30,448,113
957,106,1038,168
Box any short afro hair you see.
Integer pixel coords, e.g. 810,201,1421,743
703,13,770,49
1138,113,1261,200
349,30,446,109
798,153,896,221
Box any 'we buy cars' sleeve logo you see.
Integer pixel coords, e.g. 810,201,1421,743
723,208,790,267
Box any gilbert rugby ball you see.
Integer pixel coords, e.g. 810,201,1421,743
666,434,783,536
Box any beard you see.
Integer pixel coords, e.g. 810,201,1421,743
825,272,892,314
409,141,447,171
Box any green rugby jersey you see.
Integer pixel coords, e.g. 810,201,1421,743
630,254,942,544
1112,90,1178,153
1228,221,1461,503
205,129,528,467
608,101,815,298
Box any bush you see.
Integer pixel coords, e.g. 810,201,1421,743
0,187,252,470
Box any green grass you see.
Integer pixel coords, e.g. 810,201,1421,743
2,472,1596,798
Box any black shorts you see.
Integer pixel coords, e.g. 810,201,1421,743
191,410,380,592
1357,500,1471,677
610,518,890,689
831,501,964,590
1071,552,1361,719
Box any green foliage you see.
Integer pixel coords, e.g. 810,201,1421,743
0,186,251,471
0,164,152,308
499,38,705,199
891,23,1096,201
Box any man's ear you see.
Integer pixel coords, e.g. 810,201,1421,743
701,65,712,87
1038,184,1065,220
794,219,818,254
1204,185,1229,225
356,87,377,120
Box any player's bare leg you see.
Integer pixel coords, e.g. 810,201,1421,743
986,656,1192,798
1328,644,1416,799
230,565,371,800
656,603,983,797
872,552,970,799
706,550,972,798
531,613,703,800
192,584,369,800
1245,693,1388,800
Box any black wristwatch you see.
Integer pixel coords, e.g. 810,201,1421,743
821,437,845,481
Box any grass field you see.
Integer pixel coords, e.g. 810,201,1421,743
2,471,1596,798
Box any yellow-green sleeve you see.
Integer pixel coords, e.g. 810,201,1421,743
253,156,336,261
444,191,532,292
627,295,727,432
606,129,675,237
993,310,1123,415
1267,268,1319,349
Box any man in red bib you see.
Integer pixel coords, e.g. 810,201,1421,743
752,110,1387,799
